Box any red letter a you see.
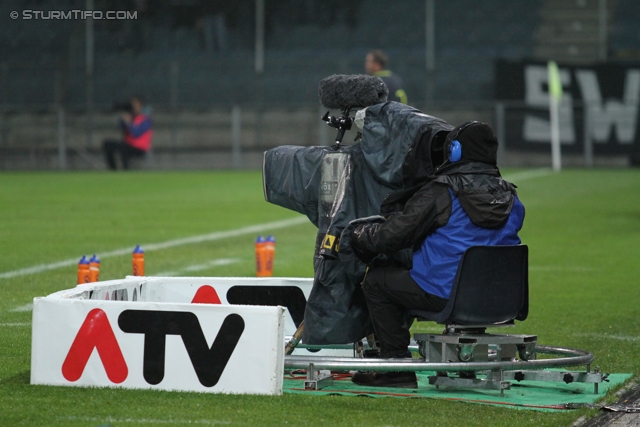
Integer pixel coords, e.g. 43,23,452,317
62,308,128,384
191,285,221,304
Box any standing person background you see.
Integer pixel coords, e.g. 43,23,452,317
365,49,408,105
103,96,153,170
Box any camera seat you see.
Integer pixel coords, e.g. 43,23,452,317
411,245,537,393
410,245,529,331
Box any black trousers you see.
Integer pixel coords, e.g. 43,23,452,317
362,266,447,358
103,139,146,170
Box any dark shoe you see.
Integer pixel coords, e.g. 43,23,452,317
351,371,418,388
363,349,381,358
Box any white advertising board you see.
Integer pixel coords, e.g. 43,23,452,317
49,276,314,337
31,297,285,395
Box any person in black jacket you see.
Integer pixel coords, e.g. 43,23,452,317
365,49,408,104
349,121,525,388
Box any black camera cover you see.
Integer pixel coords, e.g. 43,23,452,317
263,101,453,344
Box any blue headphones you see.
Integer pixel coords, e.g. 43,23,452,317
446,121,478,164
448,140,462,162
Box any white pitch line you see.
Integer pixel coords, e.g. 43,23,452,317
156,258,240,277
183,258,239,272
503,168,553,182
0,322,31,327
62,416,231,425
0,216,307,280
9,303,34,312
529,266,597,272
576,333,640,342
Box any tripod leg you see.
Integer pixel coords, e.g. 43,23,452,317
285,320,305,355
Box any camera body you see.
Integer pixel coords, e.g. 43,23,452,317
263,102,453,344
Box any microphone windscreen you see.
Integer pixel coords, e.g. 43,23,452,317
318,74,389,110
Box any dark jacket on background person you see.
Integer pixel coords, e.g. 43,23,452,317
373,70,407,104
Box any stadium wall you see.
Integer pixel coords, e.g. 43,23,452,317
0,104,630,171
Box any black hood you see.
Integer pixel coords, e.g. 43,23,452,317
444,121,498,167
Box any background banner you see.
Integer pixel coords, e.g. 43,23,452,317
495,60,640,155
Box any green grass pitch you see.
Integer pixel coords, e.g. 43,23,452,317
0,169,639,426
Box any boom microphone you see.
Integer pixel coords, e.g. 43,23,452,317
318,74,389,110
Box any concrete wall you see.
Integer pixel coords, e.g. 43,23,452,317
1,105,627,170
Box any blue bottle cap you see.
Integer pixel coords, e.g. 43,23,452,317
255,235,266,243
133,245,144,254
78,255,89,265
266,235,276,242
89,254,100,263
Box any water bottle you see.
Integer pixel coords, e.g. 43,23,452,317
255,235,267,277
132,245,145,276
89,254,100,282
77,255,90,285
264,235,276,277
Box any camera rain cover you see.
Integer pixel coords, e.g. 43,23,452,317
263,102,453,344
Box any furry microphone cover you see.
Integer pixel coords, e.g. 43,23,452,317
318,74,389,110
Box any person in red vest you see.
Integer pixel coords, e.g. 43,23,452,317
103,95,153,170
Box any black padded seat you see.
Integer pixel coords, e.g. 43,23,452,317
408,245,528,327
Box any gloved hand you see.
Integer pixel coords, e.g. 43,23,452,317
350,224,379,264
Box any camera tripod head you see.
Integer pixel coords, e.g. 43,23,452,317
321,107,354,148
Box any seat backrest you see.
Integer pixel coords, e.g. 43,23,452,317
408,245,528,326
447,245,528,325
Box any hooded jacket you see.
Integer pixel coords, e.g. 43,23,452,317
350,122,525,299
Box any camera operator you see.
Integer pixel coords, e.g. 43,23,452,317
102,96,153,170
349,122,525,388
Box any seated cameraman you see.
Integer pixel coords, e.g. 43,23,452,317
103,96,153,170
349,122,525,388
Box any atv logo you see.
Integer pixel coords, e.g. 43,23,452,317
62,308,128,383
61,308,244,387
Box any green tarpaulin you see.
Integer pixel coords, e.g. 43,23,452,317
284,371,633,412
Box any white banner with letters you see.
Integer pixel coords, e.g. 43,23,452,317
495,59,640,155
31,297,285,395
46,276,313,337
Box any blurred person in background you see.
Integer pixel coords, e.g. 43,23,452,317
102,96,153,170
365,49,408,104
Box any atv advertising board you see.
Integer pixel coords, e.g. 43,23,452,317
30,277,302,395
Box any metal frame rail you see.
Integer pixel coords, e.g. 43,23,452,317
285,345,608,396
